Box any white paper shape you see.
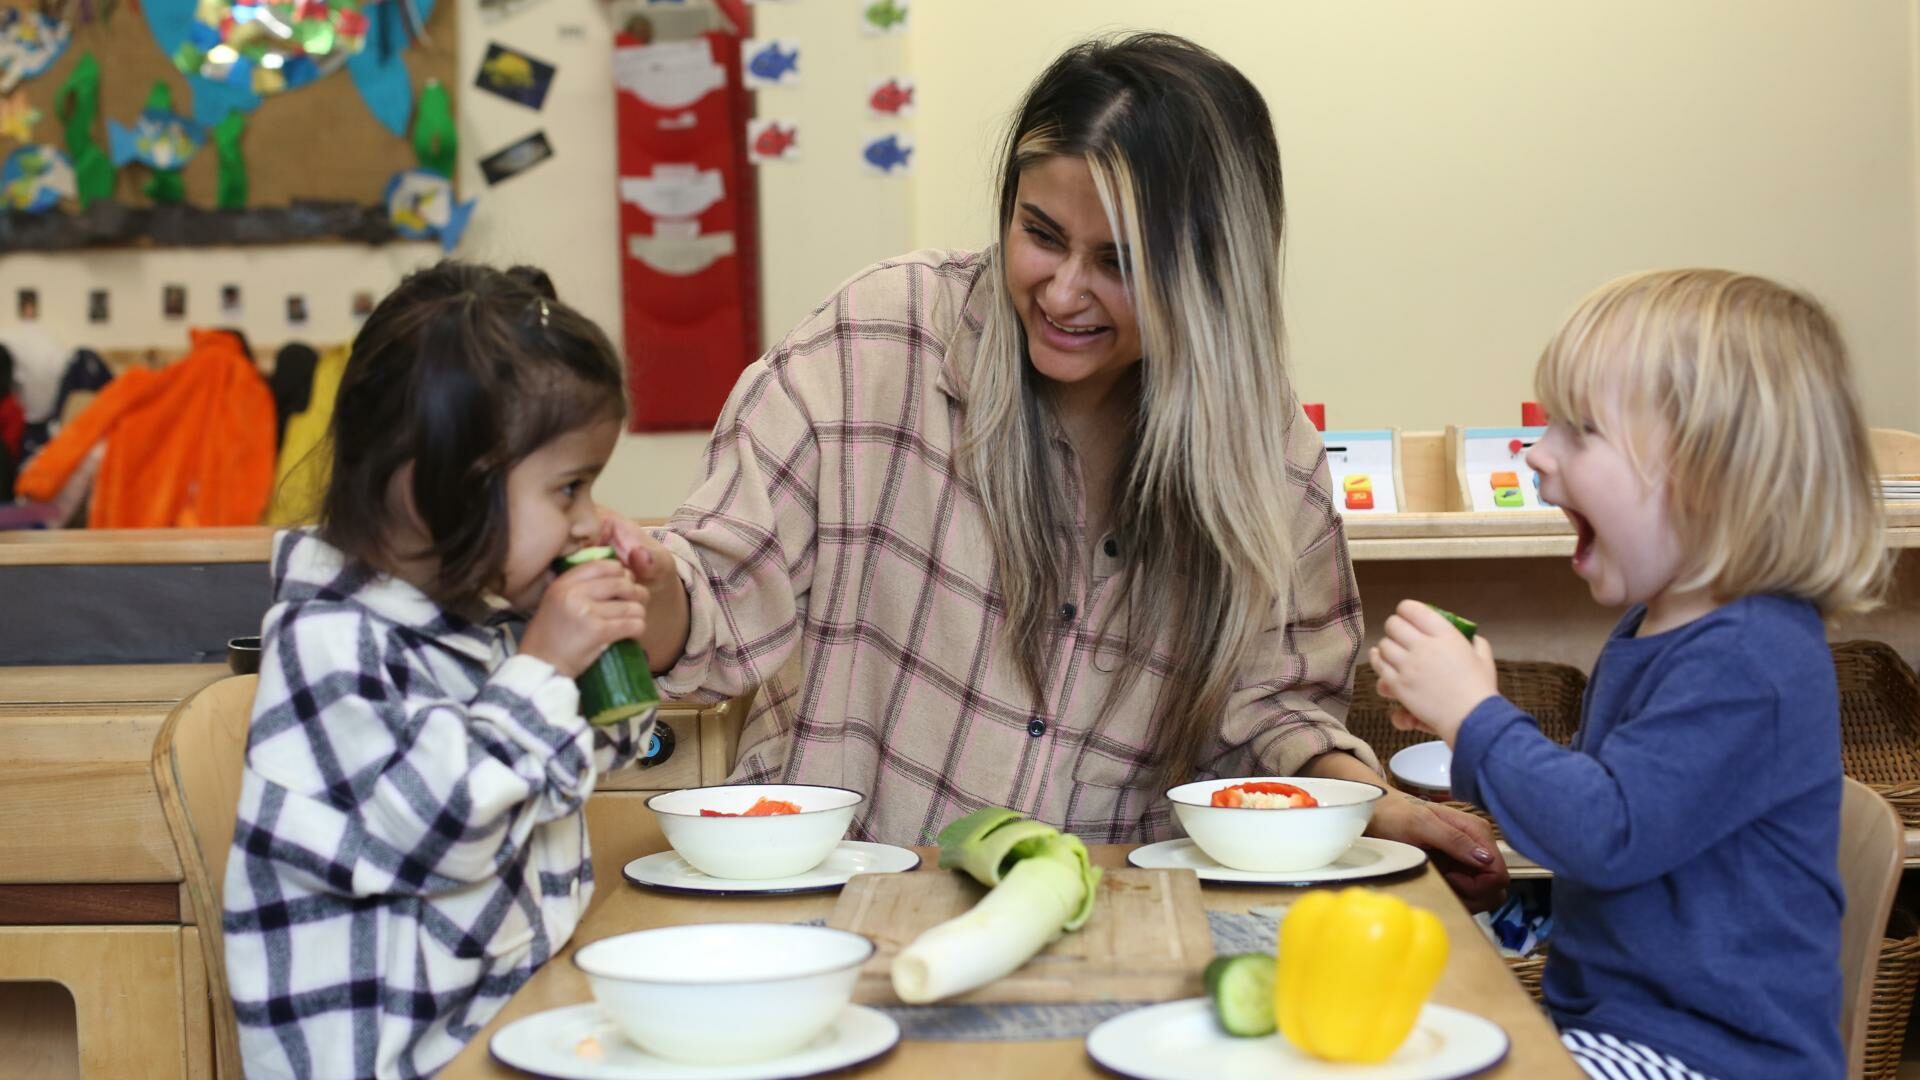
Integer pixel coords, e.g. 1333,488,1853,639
619,165,726,218
614,40,725,110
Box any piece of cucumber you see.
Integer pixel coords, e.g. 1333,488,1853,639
550,547,661,725
1428,604,1477,640
1203,953,1277,1037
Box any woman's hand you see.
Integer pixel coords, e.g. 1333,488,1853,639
518,559,650,679
598,510,691,672
1304,749,1509,912
1367,792,1510,913
1369,600,1498,746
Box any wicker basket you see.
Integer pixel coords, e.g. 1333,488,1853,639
1497,910,1920,1075
1862,908,1920,1080
1350,659,1588,838
1832,641,1920,828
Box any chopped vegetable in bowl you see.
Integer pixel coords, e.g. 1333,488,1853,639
700,797,804,817
1211,781,1319,809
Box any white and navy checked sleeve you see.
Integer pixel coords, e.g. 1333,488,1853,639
242,601,605,896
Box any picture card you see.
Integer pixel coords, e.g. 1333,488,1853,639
480,131,555,185
475,42,557,111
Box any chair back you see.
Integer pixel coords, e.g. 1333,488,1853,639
1838,776,1903,1079
151,674,257,1079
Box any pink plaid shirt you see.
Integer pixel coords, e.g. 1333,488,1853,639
655,249,1375,843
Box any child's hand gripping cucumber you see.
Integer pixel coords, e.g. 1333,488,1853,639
548,546,661,725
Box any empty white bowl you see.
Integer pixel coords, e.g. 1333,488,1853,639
574,923,874,1064
1168,776,1385,872
1388,741,1454,800
646,784,862,880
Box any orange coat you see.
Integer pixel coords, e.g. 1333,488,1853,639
17,330,277,527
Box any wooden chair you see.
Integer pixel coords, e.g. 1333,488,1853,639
1838,777,1903,1080
151,674,258,1080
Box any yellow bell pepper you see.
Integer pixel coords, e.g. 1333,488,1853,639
1276,886,1449,1063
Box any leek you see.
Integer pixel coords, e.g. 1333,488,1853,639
890,807,1102,1004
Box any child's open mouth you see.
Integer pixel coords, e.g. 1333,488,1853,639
1565,508,1596,569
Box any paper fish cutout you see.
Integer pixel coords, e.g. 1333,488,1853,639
0,9,72,93
862,0,908,33
384,168,476,252
862,133,912,174
748,120,797,163
0,90,41,141
2,144,76,213
109,108,206,171
743,39,798,87
869,78,913,117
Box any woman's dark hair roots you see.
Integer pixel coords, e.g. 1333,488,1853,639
320,260,627,606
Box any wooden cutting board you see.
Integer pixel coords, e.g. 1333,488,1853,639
825,867,1215,1005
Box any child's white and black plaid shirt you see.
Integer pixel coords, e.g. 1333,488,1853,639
223,529,653,1079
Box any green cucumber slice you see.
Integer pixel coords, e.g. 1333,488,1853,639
1203,953,1276,1037
1428,604,1478,640
554,546,617,573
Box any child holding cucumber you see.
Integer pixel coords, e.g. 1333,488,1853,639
1372,270,1885,1080
224,262,659,1079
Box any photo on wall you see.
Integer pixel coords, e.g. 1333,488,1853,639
87,290,109,324
221,284,243,315
475,43,556,111
15,288,37,321
163,284,187,320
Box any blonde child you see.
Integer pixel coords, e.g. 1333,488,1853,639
223,262,659,1078
1373,270,1884,1079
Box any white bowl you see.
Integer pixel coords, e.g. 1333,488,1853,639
1388,741,1454,799
646,784,861,880
574,923,873,1064
1168,776,1385,872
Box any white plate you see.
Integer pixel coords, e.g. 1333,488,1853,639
491,1002,899,1080
1086,998,1508,1080
1128,836,1427,886
1389,742,1454,793
623,841,919,896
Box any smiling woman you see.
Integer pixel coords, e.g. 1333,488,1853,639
611,32,1509,911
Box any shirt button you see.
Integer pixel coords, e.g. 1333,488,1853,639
1103,537,1119,558
1028,718,1047,737
1059,603,1077,622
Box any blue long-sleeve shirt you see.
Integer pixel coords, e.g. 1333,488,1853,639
1453,595,1844,1080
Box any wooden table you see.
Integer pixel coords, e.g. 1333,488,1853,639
443,845,1581,1079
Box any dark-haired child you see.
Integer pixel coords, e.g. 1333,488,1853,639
223,262,659,1079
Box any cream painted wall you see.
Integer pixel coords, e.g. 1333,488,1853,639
5,1,1916,521
912,0,1920,433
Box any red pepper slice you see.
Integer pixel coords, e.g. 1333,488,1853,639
1211,782,1319,808
700,797,804,817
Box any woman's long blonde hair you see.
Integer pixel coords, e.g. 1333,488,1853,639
1536,269,1886,617
957,34,1305,789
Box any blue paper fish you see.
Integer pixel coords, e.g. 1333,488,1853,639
746,41,798,84
2,144,76,213
109,109,205,171
863,134,912,174
384,169,476,253
0,9,71,94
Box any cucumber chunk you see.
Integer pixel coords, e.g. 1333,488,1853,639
1204,953,1277,1037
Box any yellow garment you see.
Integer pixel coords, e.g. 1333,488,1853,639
1277,887,1449,1063
265,344,349,525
